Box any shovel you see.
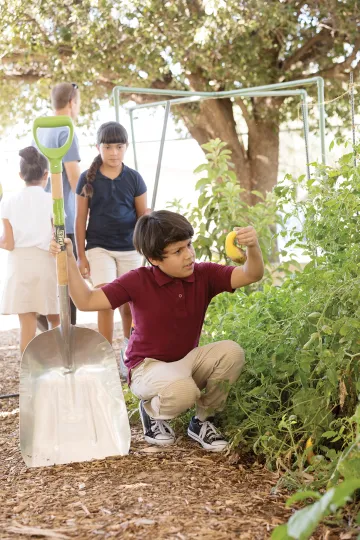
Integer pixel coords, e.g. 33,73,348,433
19,115,131,467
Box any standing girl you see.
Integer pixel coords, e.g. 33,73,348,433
75,121,148,346
0,147,59,353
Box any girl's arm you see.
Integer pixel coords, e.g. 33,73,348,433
75,194,90,277
230,227,264,289
51,238,112,311
0,219,14,251
134,193,151,218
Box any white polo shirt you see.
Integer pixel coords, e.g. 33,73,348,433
0,186,53,251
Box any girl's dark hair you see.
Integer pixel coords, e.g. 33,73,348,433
82,122,128,198
133,210,194,261
19,146,48,184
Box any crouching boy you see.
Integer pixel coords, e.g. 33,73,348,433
51,210,264,452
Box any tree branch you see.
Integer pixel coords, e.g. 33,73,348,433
282,28,332,71
21,14,53,46
0,73,46,83
315,38,360,80
234,97,252,126
185,0,205,16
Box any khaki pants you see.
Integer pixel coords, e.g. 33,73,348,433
130,340,245,421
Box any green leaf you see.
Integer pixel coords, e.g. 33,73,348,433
193,164,209,174
307,312,321,320
282,480,360,540
285,491,321,507
330,479,360,508
270,524,292,540
338,453,360,481
251,190,265,200
195,177,210,190
287,489,334,539
321,431,338,439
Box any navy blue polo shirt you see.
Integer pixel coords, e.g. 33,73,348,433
76,165,147,251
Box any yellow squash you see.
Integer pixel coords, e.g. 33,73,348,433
225,231,247,265
305,437,314,464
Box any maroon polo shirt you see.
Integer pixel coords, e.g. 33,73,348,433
102,262,235,372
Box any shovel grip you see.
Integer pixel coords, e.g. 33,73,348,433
51,173,68,286
56,251,69,286
33,116,74,174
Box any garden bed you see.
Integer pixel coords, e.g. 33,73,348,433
0,327,353,539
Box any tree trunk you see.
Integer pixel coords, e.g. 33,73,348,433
247,116,280,204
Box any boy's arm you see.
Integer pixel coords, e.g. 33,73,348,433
230,227,264,289
51,238,111,311
75,195,88,258
0,219,14,251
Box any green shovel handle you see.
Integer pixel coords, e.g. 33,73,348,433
33,116,74,174
33,115,75,290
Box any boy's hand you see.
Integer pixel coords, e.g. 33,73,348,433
234,227,259,248
77,256,90,279
49,237,74,258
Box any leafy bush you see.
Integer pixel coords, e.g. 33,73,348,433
168,139,360,492
167,138,286,274
169,139,360,537
200,144,360,481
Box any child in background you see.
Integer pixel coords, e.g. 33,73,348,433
51,210,264,452
75,121,148,348
0,147,59,353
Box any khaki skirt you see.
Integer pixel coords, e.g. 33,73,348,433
0,247,59,315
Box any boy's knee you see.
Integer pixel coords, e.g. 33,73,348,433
222,340,245,379
154,378,201,418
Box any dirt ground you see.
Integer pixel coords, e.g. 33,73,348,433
0,326,356,539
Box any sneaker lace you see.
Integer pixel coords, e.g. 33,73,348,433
151,419,175,438
199,420,224,442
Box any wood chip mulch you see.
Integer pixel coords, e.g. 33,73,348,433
0,326,356,539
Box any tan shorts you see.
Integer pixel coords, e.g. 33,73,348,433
86,247,142,287
130,340,245,421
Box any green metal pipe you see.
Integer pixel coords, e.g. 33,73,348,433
113,77,324,99
301,96,311,180
113,77,325,164
151,101,171,210
129,109,138,170
122,89,312,177
113,76,325,162
127,89,307,111
114,88,120,123
317,77,326,163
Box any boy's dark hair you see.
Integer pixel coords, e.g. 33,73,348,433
19,146,48,184
82,122,128,198
133,210,194,261
51,82,79,110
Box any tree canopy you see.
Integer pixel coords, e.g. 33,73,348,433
1,0,359,201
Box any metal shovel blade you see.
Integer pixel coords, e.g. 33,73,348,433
21,115,131,468
20,325,131,467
